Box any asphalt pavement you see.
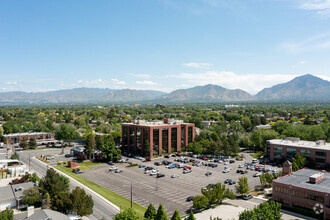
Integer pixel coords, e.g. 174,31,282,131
18,148,119,220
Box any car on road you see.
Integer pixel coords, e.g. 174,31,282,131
139,164,146,168
156,173,165,178
243,194,253,200
186,196,194,202
205,171,212,176
65,154,74,158
171,174,179,178
109,166,118,171
115,169,123,173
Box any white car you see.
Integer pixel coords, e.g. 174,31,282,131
252,159,259,163
253,173,261,177
183,169,192,174
144,170,151,174
238,164,244,168
223,169,229,173
109,166,118,171
224,161,229,165
171,174,179,178
46,156,54,160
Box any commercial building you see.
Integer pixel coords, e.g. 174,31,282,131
1,132,55,144
122,119,195,158
267,137,330,168
273,164,330,219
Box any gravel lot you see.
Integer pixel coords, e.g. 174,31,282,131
79,153,281,216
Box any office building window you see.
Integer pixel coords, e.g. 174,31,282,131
300,149,311,155
316,151,326,157
274,146,283,152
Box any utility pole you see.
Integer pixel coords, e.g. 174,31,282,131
130,182,133,208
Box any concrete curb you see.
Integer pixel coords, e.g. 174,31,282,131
32,157,121,213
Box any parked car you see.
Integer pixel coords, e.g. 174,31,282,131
171,174,179,178
139,164,146,168
183,169,192,174
72,168,83,174
107,161,114,165
229,160,235,163
186,196,194,202
205,171,212,176
243,194,253,200
109,166,118,171
154,162,160,166
229,180,236,185
157,173,165,178
115,169,123,173
253,173,261,177
65,154,74,158
46,156,54,160
168,165,176,169
224,179,231,184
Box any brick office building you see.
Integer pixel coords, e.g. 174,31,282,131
122,119,195,158
1,132,55,144
267,137,330,168
273,164,330,219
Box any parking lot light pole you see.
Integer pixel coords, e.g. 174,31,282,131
131,182,133,208
29,154,31,172
156,177,158,191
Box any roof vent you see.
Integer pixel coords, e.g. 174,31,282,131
309,173,325,184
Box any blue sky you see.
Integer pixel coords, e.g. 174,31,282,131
1,0,330,94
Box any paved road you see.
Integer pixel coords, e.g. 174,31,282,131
18,148,119,220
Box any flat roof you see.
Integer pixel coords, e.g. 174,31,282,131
3,132,54,137
122,122,193,127
268,139,330,151
274,169,330,193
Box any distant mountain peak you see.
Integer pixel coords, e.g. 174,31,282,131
255,74,330,100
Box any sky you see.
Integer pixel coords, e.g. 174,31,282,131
1,0,330,95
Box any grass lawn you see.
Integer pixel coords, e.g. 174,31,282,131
54,165,146,219
73,161,107,171
250,151,264,159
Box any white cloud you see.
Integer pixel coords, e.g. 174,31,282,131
172,71,309,94
136,80,158,85
280,32,330,52
76,79,109,87
111,78,126,85
299,0,330,16
129,73,151,78
183,62,213,69
6,81,17,85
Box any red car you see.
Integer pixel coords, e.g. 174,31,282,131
184,166,192,170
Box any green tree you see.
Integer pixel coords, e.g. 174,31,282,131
113,208,139,220
144,203,157,219
110,131,122,146
102,140,121,162
239,201,282,220
292,153,306,172
201,183,235,206
55,123,80,153
0,126,4,137
10,151,19,160
187,211,195,220
70,187,94,216
85,133,96,159
95,135,104,151
171,209,181,220
155,204,168,220
0,207,13,220
192,195,209,209
22,186,41,206
28,137,37,149
42,192,51,209
39,168,70,211
19,137,29,150
235,177,249,196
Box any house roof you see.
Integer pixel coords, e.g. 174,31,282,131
25,209,70,220
11,182,35,201
274,168,330,194
0,185,15,203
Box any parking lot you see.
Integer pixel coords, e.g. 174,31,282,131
79,153,281,216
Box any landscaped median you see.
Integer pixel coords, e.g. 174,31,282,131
54,164,146,219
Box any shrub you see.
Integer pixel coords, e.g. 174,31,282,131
63,161,67,165
58,161,62,165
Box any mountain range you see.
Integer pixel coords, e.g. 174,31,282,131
0,74,329,104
